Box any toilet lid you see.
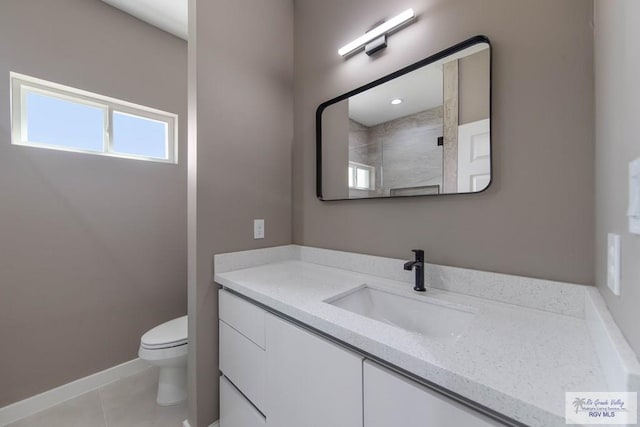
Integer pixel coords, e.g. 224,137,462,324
141,316,188,349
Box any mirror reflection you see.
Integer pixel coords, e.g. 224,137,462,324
318,38,491,200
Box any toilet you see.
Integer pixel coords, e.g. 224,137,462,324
139,316,188,406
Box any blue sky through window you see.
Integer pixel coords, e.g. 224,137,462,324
112,112,168,159
26,91,104,151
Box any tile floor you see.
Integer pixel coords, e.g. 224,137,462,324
7,367,187,427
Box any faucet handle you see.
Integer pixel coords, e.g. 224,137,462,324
411,249,424,261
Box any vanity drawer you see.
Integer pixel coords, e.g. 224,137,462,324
219,289,265,349
219,320,266,412
220,375,265,427
363,361,504,427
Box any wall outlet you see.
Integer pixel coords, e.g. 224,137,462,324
607,233,621,296
254,219,265,239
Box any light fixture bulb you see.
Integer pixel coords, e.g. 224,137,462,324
391,98,403,105
338,8,416,57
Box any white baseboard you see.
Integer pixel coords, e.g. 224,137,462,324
183,420,219,427
0,358,150,426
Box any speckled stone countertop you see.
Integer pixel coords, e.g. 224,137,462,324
215,258,609,427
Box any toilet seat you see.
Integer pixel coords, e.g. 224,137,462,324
141,316,187,350
139,341,188,362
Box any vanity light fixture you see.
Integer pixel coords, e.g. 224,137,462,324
390,98,403,105
338,8,416,57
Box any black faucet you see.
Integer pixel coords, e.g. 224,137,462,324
404,249,425,292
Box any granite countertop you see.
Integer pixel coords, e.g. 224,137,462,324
215,259,608,427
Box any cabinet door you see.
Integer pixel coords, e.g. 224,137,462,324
266,315,363,427
219,321,266,411
364,361,504,427
220,375,265,427
219,290,265,349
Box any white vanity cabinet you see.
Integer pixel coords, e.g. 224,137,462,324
219,289,362,427
219,289,507,427
219,290,267,427
363,361,503,427
265,314,364,427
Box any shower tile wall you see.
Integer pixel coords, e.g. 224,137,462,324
348,106,443,197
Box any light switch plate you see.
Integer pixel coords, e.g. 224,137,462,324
254,219,265,239
607,233,621,296
629,158,640,235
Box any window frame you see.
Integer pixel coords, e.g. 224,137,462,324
10,72,178,164
348,161,376,190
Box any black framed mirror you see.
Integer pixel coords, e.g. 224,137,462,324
316,35,492,201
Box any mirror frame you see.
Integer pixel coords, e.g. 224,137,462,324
316,35,492,201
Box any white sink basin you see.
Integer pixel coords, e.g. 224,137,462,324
327,285,476,340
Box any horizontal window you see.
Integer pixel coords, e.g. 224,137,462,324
10,72,178,163
348,161,375,190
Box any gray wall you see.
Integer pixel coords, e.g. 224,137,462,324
594,0,640,355
188,0,293,425
459,49,490,125
293,0,594,285
0,0,187,407
323,100,350,199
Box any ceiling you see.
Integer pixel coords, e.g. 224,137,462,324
101,0,188,40
348,43,489,127
349,65,443,127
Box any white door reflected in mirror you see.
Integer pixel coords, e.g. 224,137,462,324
457,119,491,193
